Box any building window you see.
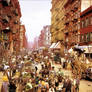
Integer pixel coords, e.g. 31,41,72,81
78,34,80,43
78,23,80,30
80,34,84,42
84,34,86,42
86,33,90,42
85,18,89,27
81,20,85,28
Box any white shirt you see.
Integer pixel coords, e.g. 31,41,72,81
49,87,55,92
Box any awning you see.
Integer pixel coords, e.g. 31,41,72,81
74,45,92,53
54,42,61,49
50,43,56,49
84,48,92,53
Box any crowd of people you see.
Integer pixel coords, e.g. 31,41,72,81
0,50,80,92
24,62,80,92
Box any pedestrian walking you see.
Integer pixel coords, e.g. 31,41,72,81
65,78,72,92
62,78,67,92
49,86,55,92
75,77,80,92
8,80,17,92
72,76,77,92
35,66,38,72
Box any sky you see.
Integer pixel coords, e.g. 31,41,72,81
81,0,92,12
19,0,51,42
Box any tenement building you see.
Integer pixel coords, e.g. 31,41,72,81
43,25,51,48
38,25,51,48
64,0,92,49
80,6,92,45
20,25,27,49
0,0,21,53
50,0,67,56
64,0,81,49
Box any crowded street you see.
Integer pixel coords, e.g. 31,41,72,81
0,49,92,92
0,0,92,92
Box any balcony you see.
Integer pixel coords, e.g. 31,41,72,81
74,6,78,11
72,1,79,11
71,0,75,3
55,8,59,11
7,14,12,20
71,16,78,23
74,24,78,30
14,21,18,24
3,27,11,33
65,6,70,13
65,32,69,36
56,18,59,21
73,18,78,23
65,22,69,26
71,9,75,13
13,9,18,16
2,15,9,23
65,19,69,26
65,12,70,18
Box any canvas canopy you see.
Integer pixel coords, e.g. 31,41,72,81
54,42,61,49
50,43,56,49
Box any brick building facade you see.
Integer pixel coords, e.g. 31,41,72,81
50,0,67,43
0,0,22,53
50,0,92,55
80,6,92,45
50,0,67,56
20,25,28,49
64,0,81,48
38,25,51,48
